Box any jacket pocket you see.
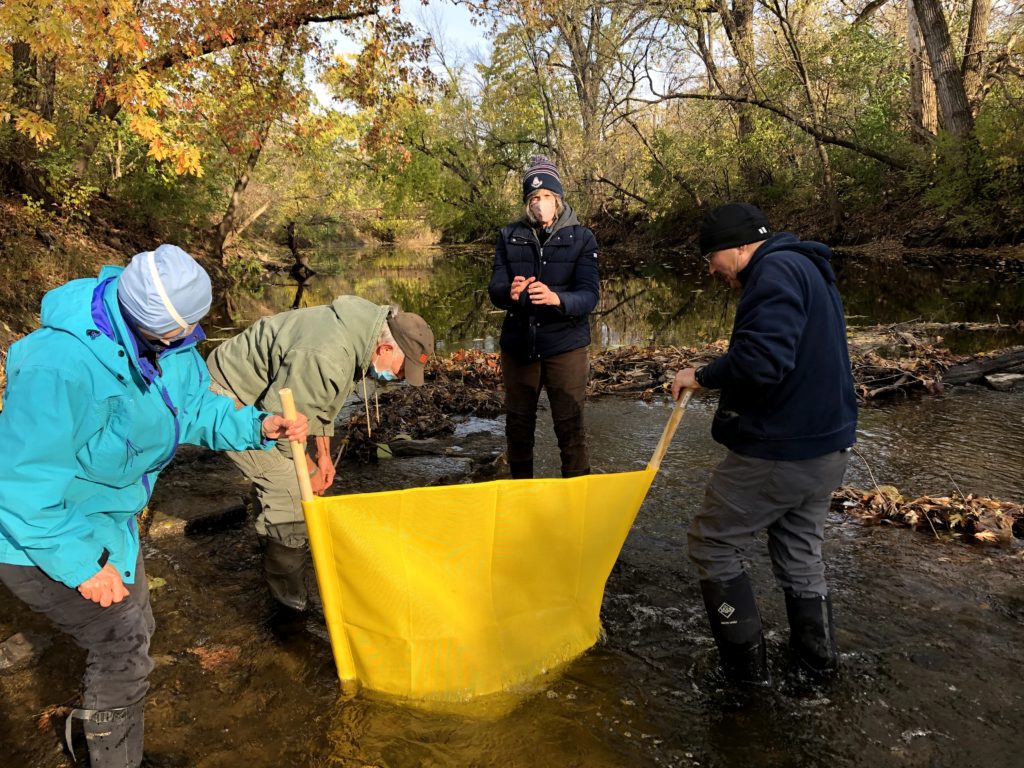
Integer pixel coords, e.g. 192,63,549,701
77,397,145,488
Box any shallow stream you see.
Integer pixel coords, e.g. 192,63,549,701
2,244,1023,767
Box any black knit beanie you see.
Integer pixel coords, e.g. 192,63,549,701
522,155,564,201
699,203,772,256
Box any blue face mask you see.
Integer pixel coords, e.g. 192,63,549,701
370,364,397,382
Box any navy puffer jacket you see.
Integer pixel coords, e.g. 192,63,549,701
488,205,600,361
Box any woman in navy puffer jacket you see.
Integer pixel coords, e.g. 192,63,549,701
488,156,600,479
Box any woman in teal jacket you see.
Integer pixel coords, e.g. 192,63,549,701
0,245,307,768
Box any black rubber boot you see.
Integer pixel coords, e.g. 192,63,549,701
260,537,309,612
785,591,838,678
509,460,534,480
700,574,772,687
66,699,144,768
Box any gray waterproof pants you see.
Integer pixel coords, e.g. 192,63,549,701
0,549,154,710
207,377,308,547
688,449,850,597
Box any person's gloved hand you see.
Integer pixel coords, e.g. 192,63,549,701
78,563,130,607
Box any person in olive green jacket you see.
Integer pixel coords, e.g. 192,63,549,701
206,296,434,611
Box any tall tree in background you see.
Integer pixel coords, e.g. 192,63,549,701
911,0,974,137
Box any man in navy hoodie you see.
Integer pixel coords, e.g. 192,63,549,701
671,203,857,686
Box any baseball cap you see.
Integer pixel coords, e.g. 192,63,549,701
387,312,435,387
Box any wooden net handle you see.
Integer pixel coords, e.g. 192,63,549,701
647,388,693,472
280,388,315,502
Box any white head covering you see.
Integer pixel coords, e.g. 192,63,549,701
117,244,212,334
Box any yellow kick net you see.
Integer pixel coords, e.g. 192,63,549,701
280,389,690,701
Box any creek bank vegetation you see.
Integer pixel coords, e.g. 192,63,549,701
3,0,1023,255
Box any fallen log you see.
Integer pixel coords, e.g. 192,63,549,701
939,346,1024,385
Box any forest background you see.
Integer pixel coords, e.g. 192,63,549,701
1,0,1022,281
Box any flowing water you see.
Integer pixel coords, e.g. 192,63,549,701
2,245,1023,768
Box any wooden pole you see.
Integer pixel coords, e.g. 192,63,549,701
279,388,314,502
647,388,693,472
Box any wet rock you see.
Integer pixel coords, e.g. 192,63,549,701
144,503,249,540
0,631,50,670
183,503,248,535
984,373,1024,391
146,515,186,540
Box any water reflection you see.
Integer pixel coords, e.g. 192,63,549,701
232,244,1024,355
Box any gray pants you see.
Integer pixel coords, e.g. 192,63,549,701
224,443,307,547
688,450,850,596
0,550,154,709
206,377,307,547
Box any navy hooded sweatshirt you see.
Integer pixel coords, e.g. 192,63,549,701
698,232,857,460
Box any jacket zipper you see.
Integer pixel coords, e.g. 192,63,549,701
155,384,181,473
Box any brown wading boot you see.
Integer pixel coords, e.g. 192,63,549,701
259,536,309,612
700,573,773,688
65,699,144,768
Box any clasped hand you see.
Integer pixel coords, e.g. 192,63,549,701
306,437,336,495
510,276,561,307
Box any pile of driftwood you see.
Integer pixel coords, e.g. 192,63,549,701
833,485,1023,546
847,321,1024,400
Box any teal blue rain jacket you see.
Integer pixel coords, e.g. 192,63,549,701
0,266,273,588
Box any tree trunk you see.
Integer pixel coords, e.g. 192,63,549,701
35,55,57,121
908,3,939,139
215,127,269,263
912,0,974,138
222,200,272,249
12,41,36,109
716,0,763,188
961,0,992,113
6,41,50,199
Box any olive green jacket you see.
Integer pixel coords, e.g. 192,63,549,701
207,296,389,439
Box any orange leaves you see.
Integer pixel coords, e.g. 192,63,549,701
144,135,205,177
129,114,205,177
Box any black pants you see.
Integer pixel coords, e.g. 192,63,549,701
0,550,154,710
501,346,590,477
